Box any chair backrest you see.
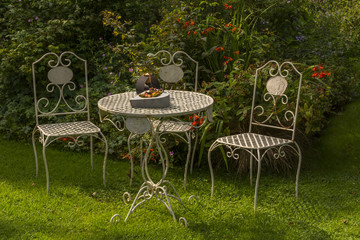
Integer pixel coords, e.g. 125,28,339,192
147,50,199,92
249,60,302,141
32,51,90,125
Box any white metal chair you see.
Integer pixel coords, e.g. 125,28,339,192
208,60,302,211
31,51,108,192
146,50,205,190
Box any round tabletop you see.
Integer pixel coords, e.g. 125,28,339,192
98,90,214,118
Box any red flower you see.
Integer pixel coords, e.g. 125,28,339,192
312,67,317,71
233,51,240,54
326,71,330,76
318,71,326,79
318,64,324,69
312,72,318,78
215,47,224,51
224,3,232,9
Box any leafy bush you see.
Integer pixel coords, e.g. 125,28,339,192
1,0,359,172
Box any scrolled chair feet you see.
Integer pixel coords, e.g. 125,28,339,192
123,192,131,204
188,195,198,205
110,214,121,224
179,217,188,227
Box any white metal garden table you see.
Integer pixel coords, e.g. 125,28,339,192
97,90,213,225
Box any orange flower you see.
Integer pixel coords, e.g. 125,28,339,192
215,47,224,51
326,71,330,76
312,72,318,78
224,3,232,9
312,66,317,71
233,51,240,54
318,64,324,69
318,71,326,79
225,23,233,28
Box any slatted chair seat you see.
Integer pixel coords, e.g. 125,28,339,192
216,133,292,149
38,121,101,137
153,119,192,133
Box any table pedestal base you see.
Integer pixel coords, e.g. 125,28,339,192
110,180,197,227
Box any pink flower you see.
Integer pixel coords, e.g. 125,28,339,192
110,72,113,75
129,68,133,72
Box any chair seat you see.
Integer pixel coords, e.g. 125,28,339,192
216,132,292,149
153,120,192,133
37,121,101,137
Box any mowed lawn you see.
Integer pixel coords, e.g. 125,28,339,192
0,99,360,239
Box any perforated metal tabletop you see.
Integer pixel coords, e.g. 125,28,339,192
98,90,214,118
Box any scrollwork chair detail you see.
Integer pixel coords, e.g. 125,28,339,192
31,51,108,193
208,60,303,211
148,50,203,190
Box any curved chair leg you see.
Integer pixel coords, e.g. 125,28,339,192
184,132,192,190
249,150,253,187
99,132,108,187
294,142,302,199
190,129,199,175
128,133,135,186
90,135,94,170
42,137,50,193
254,148,261,212
32,127,39,177
208,141,219,197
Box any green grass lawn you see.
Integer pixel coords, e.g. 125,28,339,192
1,100,360,239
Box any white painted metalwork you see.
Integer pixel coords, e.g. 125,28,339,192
31,51,108,192
98,90,213,225
208,60,303,212
146,50,203,189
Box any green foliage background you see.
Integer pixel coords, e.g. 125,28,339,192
1,0,359,168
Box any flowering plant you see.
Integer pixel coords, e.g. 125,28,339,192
312,64,330,79
189,115,205,130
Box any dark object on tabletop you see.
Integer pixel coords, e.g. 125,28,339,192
136,74,161,94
